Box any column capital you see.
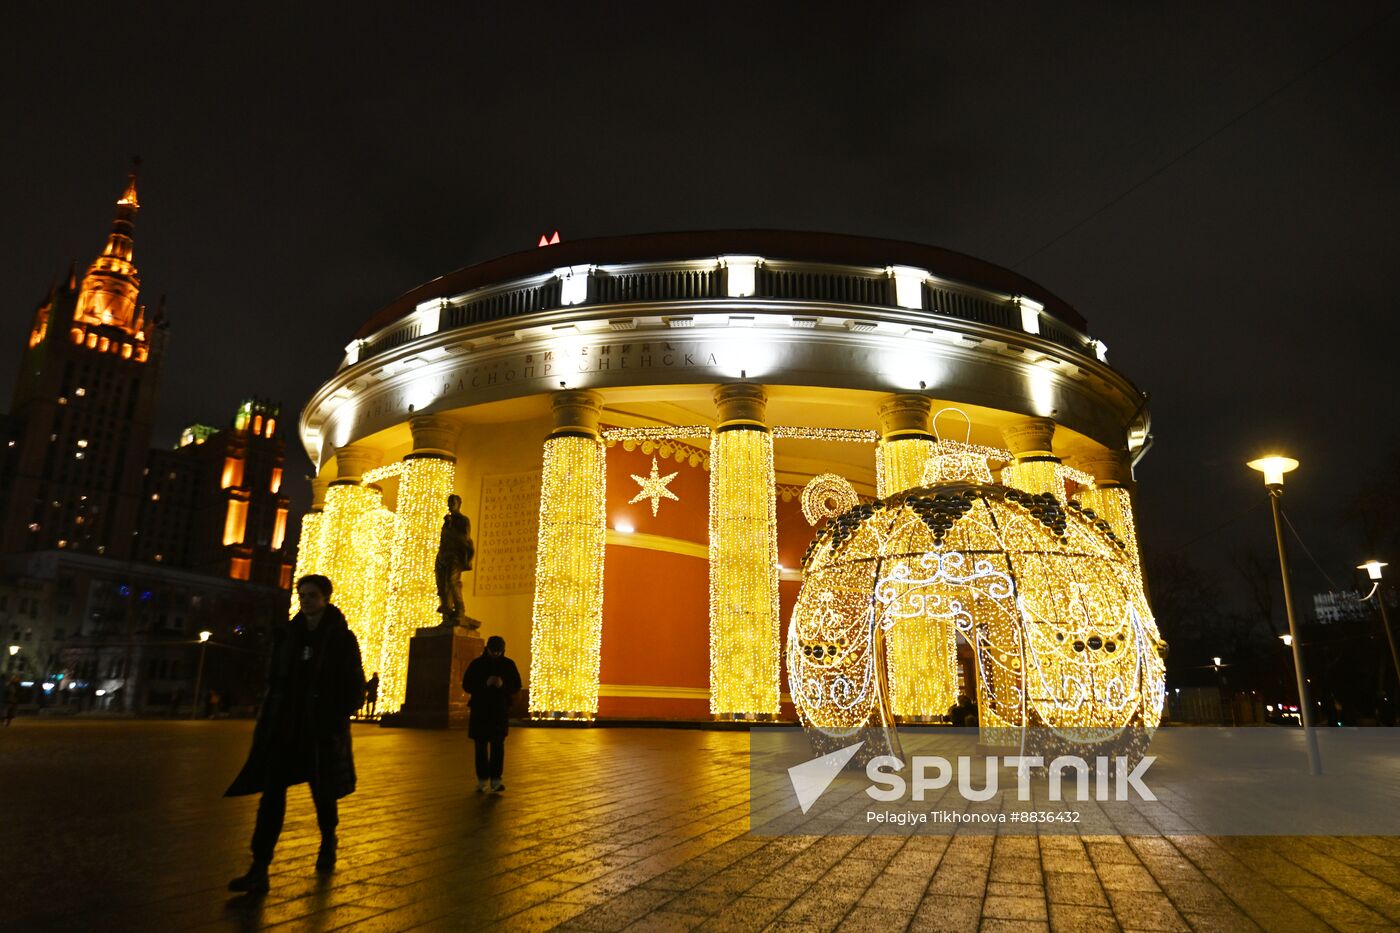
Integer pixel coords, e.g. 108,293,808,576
550,389,602,437
1071,449,1134,488
310,476,331,511
332,444,381,484
409,414,460,459
1002,418,1058,460
713,383,768,428
877,394,932,440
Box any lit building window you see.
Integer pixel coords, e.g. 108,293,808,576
265,418,276,437
77,439,88,448
75,387,86,397
252,415,263,435
150,493,160,502
228,558,251,581
269,467,283,494
223,498,249,546
271,507,288,550
221,456,244,490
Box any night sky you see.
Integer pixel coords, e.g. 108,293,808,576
3,3,1397,606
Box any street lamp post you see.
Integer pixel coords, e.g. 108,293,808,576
1247,456,1322,775
1359,561,1400,713
191,630,212,720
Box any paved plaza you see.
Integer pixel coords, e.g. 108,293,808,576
3,721,1400,932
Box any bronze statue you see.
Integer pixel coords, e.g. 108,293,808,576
434,494,476,628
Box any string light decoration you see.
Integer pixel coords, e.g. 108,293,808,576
1002,459,1067,499
789,475,1166,750
362,461,406,485
628,457,681,516
601,425,710,441
801,474,859,526
709,427,780,716
604,433,710,470
378,456,456,713
773,426,877,443
288,510,324,617
317,483,394,683
1077,484,1149,621
528,435,606,717
875,438,932,499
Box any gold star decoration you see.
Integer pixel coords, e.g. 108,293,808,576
628,457,680,517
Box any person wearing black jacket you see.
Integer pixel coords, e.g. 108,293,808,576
461,635,521,792
224,575,365,894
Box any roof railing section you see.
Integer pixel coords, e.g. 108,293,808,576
342,257,1103,370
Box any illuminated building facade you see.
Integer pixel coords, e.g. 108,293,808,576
299,231,1154,720
0,174,166,558
137,398,293,587
0,173,295,715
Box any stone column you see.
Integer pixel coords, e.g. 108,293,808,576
876,394,933,497
1073,448,1146,599
875,395,956,720
1002,417,1065,499
320,445,391,700
379,415,461,714
709,384,780,717
528,390,606,718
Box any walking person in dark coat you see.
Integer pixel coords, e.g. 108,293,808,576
462,635,521,793
224,575,365,894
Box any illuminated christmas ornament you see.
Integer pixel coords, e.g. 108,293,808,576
788,463,1165,753
628,456,681,517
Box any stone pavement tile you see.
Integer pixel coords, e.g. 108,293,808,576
1040,850,1095,874
560,888,680,931
1180,908,1263,933
259,903,390,931
1095,863,1160,892
623,909,710,931
1135,856,1204,884
694,895,790,932
670,886,743,917
993,837,1039,858
1046,903,1119,932
1275,884,1394,930
1104,890,1189,932
986,882,1042,901
1085,841,1142,866
746,874,815,902
1221,888,1330,933
1045,871,1109,908
1154,879,1235,915
928,862,990,895
989,857,1041,885
773,888,862,930
976,919,1049,932
981,894,1047,922
886,849,945,878
412,898,585,932
941,837,994,866
910,894,982,933
858,874,931,911
838,905,917,931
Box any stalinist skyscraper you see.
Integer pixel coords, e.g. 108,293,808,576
0,172,168,557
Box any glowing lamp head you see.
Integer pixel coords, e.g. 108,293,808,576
199,630,212,643
1280,634,1293,647
1212,656,1223,667
7,645,18,656
1247,456,1299,487
1358,560,1388,581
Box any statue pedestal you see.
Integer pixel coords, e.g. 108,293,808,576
389,622,483,729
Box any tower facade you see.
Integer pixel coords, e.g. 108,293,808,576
1,174,167,558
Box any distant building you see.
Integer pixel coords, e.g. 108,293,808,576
0,173,166,559
0,172,297,715
137,398,292,588
1313,590,1367,624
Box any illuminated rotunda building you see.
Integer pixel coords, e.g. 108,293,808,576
296,232,1158,722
